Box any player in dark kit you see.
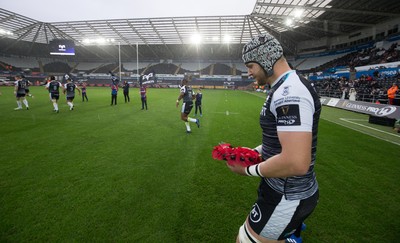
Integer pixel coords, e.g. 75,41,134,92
22,75,34,98
175,75,200,133
194,88,203,117
46,76,64,113
224,33,321,243
13,74,29,110
64,78,81,110
122,81,130,103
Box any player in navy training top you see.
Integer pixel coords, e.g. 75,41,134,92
194,88,203,117
122,81,130,103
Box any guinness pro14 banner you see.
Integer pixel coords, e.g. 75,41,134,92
320,97,400,120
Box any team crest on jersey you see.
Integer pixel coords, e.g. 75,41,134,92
250,203,262,223
282,86,290,96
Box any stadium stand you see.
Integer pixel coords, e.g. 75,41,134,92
294,53,349,71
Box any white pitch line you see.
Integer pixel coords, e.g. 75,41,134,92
323,118,400,146
341,118,368,121
211,111,240,115
339,118,400,138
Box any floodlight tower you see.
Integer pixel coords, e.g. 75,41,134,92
118,41,121,83
136,42,139,84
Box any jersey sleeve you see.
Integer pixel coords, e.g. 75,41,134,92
271,77,315,132
180,86,186,93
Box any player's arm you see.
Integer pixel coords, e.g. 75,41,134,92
61,82,66,94
176,92,184,108
75,85,81,95
228,131,312,177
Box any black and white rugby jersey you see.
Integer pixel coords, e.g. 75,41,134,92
260,70,321,200
180,85,194,103
65,83,76,97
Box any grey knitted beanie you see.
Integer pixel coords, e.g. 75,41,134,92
242,33,283,77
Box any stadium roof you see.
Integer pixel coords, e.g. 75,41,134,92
0,0,399,60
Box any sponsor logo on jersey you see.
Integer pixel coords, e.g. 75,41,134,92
250,203,262,223
276,104,301,126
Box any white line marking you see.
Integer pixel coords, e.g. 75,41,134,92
211,111,240,115
322,118,400,146
244,91,266,99
339,118,400,138
341,118,368,121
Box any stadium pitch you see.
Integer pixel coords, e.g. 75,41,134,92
0,86,399,242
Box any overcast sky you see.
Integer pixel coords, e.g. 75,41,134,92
1,0,257,22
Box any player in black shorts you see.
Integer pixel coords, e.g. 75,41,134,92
122,81,130,103
175,75,200,133
21,75,34,98
194,88,203,117
45,76,64,113
13,74,29,110
224,33,321,243
64,78,81,110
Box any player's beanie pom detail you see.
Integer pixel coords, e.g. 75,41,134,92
242,33,283,77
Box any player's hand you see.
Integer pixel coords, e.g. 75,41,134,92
226,162,247,176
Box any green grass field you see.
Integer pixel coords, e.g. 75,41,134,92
0,86,399,242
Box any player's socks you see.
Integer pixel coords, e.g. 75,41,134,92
185,122,191,132
68,102,74,110
188,117,197,123
23,99,29,108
